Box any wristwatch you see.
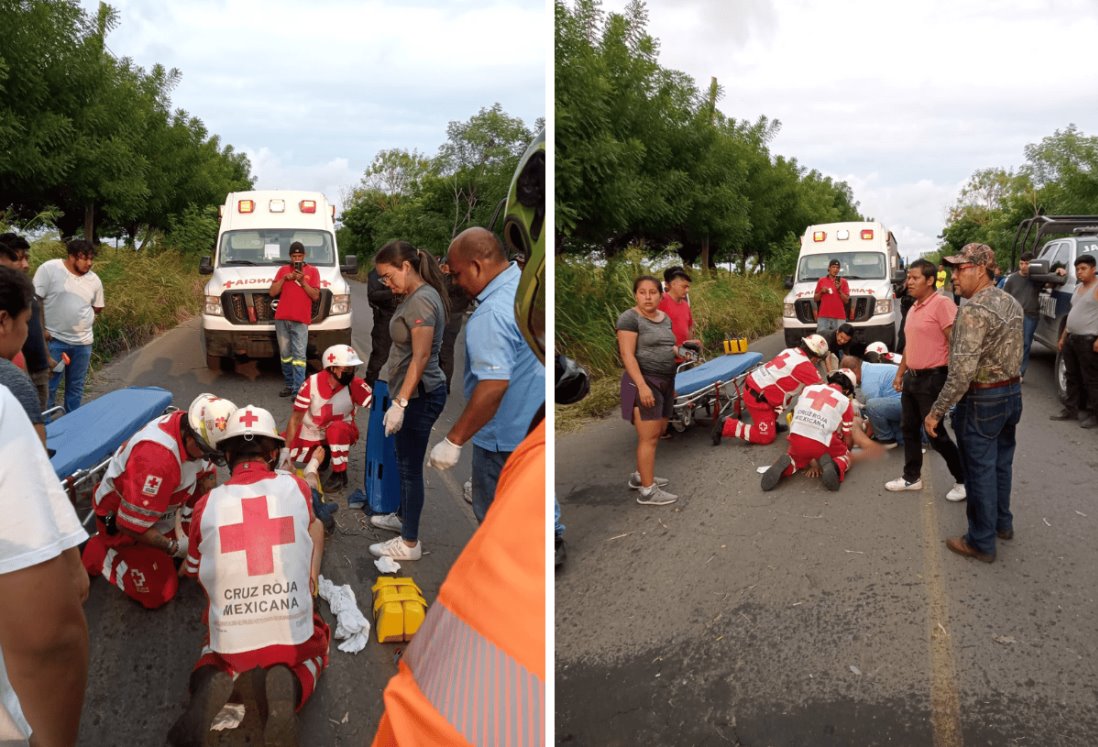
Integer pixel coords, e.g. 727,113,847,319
394,396,409,408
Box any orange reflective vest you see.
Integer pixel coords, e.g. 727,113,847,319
373,420,546,746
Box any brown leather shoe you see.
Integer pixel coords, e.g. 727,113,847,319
997,529,1013,541
946,536,995,563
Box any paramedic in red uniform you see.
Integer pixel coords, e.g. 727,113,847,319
81,393,237,609
712,334,829,446
760,368,858,492
170,405,326,747
282,343,372,492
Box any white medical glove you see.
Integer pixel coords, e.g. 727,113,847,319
173,534,189,559
277,447,292,471
383,402,406,436
428,438,462,470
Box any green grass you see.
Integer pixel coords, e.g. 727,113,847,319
555,249,785,431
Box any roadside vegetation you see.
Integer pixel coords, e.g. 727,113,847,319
556,249,785,430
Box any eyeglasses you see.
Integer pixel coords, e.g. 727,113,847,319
379,271,394,284
954,263,977,272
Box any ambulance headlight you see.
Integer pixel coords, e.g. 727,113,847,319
875,298,892,315
205,296,223,316
783,302,796,318
331,294,351,315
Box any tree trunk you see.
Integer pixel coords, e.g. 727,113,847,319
83,202,95,243
700,234,711,274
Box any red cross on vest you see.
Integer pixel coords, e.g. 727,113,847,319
770,351,792,368
238,410,259,427
219,496,295,576
805,387,840,411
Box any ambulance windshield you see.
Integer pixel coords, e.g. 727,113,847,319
797,252,886,282
218,230,336,267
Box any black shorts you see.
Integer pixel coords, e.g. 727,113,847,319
620,372,674,422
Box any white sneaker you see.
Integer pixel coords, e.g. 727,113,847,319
885,477,924,492
369,536,422,560
628,472,670,490
370,513,403,533
463,480,473,504
945,483,967,502
636,484,677,506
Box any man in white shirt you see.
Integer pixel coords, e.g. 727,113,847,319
32,238,104,413
0,385,90,745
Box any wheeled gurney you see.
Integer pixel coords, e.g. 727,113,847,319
47,386,174,524
670,352,763,432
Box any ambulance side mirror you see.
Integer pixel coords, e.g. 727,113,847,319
784,275,794,289
199,256,213,275
340,254,359,275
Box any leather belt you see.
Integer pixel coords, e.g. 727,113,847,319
906,366,948,377
968,376,1021,391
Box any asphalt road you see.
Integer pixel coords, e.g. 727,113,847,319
555,331,1098,746
76,279,477,745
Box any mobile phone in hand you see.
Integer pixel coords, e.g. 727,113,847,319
293,260,303,272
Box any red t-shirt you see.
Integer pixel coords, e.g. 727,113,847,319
814,276,849,320
657,294,694,346
273,264,321,324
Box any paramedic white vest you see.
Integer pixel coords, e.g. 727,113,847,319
790,384,850,446
299,372,357,443
197,473,314,654
94,414,185,514
750,349,812,400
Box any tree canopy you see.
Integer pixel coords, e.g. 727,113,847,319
0,0,253,247
555,0,862,272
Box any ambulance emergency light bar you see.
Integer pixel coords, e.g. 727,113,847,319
233,198,332,217
814,228,874,242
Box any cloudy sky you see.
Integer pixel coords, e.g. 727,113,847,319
597,0,1098,258
81,0,546,209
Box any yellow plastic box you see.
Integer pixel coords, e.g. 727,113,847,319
371,577,428,643
723,337,748,354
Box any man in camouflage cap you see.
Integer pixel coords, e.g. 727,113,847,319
925,242,1024,564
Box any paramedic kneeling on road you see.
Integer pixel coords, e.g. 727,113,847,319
283,344,372,493
712,334,829,446
170,405,327,746
82,393,237,609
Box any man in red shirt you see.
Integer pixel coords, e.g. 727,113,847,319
270,242,320,397
814,258,850,336
885,258,966,501
283,344,373,492
658,266,697,354
81,394,237,608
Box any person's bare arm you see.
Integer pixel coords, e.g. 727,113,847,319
445,380,509,445
34,422,46,448
308,517,324,596
284,409,306,450
837,279,850,305
617,329,654,408
397,326,436,402
300,272,320,302
270,271,286,298
0,547,88,746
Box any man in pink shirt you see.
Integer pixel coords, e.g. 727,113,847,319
814,258,850,335
885,258,966,501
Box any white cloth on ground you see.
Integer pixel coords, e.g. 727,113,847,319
317,575,371,653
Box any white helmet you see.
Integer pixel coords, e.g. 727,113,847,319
828,368,857,396
322,344,364,368
187,393,238,453
220,404,285,446
865,341,889,355
802,334,829,358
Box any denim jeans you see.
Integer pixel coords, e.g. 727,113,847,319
555,497,565,538
394,385,447,542
47,340,93,414
816,317,843,336
275,319,308,393
865,396,903,442
1020,314,1038,376
951,383,1022,555
472,445,511,524
901,369,965,484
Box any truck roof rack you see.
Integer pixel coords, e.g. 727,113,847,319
1010,215,1098,269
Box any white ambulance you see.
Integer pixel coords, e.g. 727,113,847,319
199,190,357,370
781,221,906,349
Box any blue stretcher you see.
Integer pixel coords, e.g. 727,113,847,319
670,352,763,432
47,386,174,509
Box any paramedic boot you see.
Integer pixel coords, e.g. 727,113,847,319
167,666,234,747
711,416,727,446
323,470,348,493
259,664,300,747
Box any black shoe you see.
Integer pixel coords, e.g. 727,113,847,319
997,528,1014,541
1080,415,1098,429
711,416,727,446
323,471,348,492
555,536,566,568
278,387,294,398
761,454,791,492
167,669,234,747
819,454,841,492
775,419,789,433
1049,408,1078,421
261,665,299,747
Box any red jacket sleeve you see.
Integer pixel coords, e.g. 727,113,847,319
114,443,183,534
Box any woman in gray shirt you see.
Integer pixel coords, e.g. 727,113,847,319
368,240,450,561
616,275,686,506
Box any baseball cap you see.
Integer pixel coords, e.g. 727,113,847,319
943,242,995,268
